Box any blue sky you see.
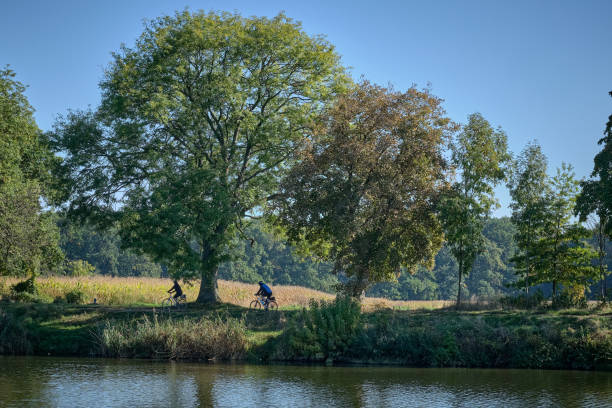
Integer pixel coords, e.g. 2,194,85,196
2,0,611,215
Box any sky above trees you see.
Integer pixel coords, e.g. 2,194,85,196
2,0,611,216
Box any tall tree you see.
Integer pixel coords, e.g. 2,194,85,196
508,141,550,292
537,164,597,297
49,11,345,303
576,90,612,299
440,113,510,307
273,81,456,297
0,68,62,276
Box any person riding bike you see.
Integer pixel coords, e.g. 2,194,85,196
168,279,183,301
255,281,273,309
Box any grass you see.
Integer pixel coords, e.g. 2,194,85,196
0,276,454,310
2,276,611,370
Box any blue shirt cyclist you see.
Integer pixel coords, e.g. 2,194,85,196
255,281,273,304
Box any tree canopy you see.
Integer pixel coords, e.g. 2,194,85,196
0,68,62,276
440,113,510,306
49,11,346,302
273,81,455,296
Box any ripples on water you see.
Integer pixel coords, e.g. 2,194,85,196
1,357,611,407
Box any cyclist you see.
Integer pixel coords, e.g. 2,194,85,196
255,281,273,309
168,279,183,301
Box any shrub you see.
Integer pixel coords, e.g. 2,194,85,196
8,277,52,303
499,290,545,310
65,260,95,277
553,286,588,309
10,276,38,295
283,296,362,361
0,310,33,354
65,288,87,304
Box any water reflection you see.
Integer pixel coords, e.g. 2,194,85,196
1,357,611,407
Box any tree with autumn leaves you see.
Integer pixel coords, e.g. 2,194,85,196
273,81,455,297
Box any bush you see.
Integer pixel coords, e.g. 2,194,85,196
65,260,95,277
553,286,588,309
282,296,362,361
10,276,38,295
65,288,87,304
0,310,33,354
499,290,545,310
8,276,52,303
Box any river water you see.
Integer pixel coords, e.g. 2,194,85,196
1,356,611,407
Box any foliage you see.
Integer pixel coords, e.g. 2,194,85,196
368,218,520,300
10,276,38,295
220,221,337,291
59,217,163,277
440,113,510,306
95,314,248,360
274,81,455,296
552,285,588,309
534,164,598,295
7,276,50,303
64,260,95,277
576,91,612,298
508,141,550,291
0,309,32,354
49,10,346,303
283,296,362,360
0,68,63,277
499,290,545,310
580,91,612,236
64,287,87,304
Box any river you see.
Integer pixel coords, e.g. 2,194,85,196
1,356,611,407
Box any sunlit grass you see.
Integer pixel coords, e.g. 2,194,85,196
0,275,455,310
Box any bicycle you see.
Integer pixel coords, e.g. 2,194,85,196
249,295,278,311
161,294,187,310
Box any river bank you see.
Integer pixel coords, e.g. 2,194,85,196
1,300,611,370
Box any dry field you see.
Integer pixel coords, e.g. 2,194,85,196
0,276,454,310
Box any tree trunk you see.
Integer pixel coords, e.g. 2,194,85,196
196,265,219,304
599,222,606,300
456,260,463,309
552,280,557,298
195,236,223,304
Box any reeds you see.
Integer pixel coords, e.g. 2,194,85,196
95,314,248,360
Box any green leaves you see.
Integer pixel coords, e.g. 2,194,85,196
50,11,345,301
0,68,63,276
440,113,510,305
274,81,454,296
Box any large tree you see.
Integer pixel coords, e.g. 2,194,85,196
49,11,345,303
0,68,62,276
440,113,510,307
272,81,456,297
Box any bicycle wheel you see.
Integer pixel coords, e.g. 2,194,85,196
249,299,261,310
161,298,173,309
267,300,278,311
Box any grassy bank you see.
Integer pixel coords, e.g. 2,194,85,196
1,297,611,370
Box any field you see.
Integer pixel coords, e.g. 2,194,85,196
0,276,454,310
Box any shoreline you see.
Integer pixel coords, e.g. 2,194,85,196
1,301,611,371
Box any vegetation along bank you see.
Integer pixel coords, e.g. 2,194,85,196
1,278,611,371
